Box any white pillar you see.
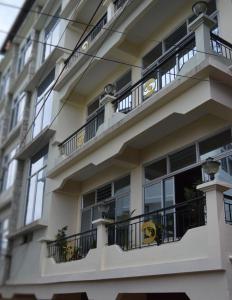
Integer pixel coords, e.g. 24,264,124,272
188,13,216,60
103,0,115,22
92,218,113,249
197,180,232,259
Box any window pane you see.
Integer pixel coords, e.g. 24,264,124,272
199,130,232,160
164,23,187,50
116,193,130,221
164,178,174,208
34,173,44,221
83,191,95,208
97,184,112,202
81,209,92,232
145,159,167,182
170,145,196,172
114,176,130,194
42,92,53,128
25,175,36,225
115,71,131,94
144,182,162,213
143,42,162,69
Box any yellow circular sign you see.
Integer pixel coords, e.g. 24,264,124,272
142,221,157,244
143,78,156,99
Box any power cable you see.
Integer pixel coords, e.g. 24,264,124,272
20,0,105,145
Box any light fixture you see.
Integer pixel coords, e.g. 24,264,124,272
192,1,208,17
97,202,110,219
202,157,220,181
104,83,116,96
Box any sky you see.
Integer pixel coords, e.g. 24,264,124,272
0,0,25,50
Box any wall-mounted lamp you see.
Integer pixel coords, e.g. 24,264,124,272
202,157,220,181
192,1,208,16
104,83,116,96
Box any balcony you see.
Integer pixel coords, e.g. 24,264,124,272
224,195,232,225
107,196,206,251
47,228,97,263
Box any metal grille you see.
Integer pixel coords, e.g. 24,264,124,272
107,196,206,251
211,33,232,60
47,229,97,263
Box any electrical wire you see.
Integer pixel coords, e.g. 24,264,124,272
20,0,105,145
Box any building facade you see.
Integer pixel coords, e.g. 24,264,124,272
0,0,232,299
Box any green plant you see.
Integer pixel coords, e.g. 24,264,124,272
55,226,68,262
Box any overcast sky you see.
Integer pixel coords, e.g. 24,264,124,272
0,0,25,49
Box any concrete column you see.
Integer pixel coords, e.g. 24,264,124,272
217,0,232,43
100,94,115,125
197,180,232,259
103,0,115,22
188,13,216,60
92,218,113,249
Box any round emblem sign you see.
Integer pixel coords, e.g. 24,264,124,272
143,78,156,99
142,220,157,244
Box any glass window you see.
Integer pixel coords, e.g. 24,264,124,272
143,42,163,70
144,182,162,213
83,192,95,208
17,37,32,73
199,130,232,160
9,93,26,131
33,69,55,138
43,8,61,62
96,184,112,202
0,219,9,255
145,159,167,182
114,176,130,194
0,68,11,99
1,148,17,192
170,145,196,172
25,146,48,225
115,71,131,94
164,22,187,51
115,71,132,113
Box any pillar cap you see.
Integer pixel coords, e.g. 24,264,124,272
100,94,116,106
197,180,232,193
92,218,114,226
188,13,216,32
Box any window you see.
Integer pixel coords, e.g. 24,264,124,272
1,148,17,192
169,145,196,172
81,176,130,231
199,130,232,160
25,146,48,225
164,23,187,51
0,68,11,99
0,219,9,255
115,71,132,113
33,69,55,138
143,43,162,70
9,93,26,131
43,8,60,61
145,158,167,182
17,37,32,73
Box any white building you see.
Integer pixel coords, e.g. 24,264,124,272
0,0,232,299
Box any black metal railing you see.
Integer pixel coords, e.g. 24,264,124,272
113,33,196,114
211,33,232,60
224,195,232,225
107,196,206,251
114,0,127,11
47,229,97,263
66,13,107,71
59,107,104,156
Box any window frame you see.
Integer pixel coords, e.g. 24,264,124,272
9,92,26,131
17,36,33,74
25,146,48,225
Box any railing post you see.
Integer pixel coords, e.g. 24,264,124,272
188,13,216,60
103,0,115,22
92,218,113,249
197,180,232,258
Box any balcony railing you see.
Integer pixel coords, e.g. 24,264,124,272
224,195,232,225
59,107,104,156
113,33,196,114
107,196,206,251
65,13,107,72
47,228,97,263
211,33,232,60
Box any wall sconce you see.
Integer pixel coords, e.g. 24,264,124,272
192,1,208,16
202,157,220,181
104,83,116,96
